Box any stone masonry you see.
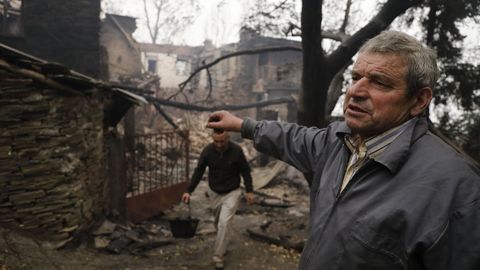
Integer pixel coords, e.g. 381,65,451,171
0,71,107,246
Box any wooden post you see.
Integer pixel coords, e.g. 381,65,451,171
124,107,135,193
107,133,127,221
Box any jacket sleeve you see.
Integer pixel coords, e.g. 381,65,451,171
241,118,329,174
423,199,480,270
187,147,208,194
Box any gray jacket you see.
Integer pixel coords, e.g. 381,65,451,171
241,117,480,270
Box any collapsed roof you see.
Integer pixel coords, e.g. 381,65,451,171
0,42,147,126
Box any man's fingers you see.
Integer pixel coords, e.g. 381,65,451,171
208,113,222,122
208,111,225,122
181,193,190,204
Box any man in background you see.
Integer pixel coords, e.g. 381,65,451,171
182,130,254,269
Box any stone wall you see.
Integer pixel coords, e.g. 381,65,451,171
0,71,107,246
0,0,101,77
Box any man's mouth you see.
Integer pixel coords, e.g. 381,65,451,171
347,104,368,113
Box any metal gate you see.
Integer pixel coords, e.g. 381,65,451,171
126,130,190,222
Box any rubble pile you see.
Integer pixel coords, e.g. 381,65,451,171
0,158,309,269
92,219,173,255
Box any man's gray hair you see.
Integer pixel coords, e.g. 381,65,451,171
359,30,439,96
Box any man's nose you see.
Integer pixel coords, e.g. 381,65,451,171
348,78,369,98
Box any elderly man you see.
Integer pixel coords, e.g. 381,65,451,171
206,31,480,270
182,130,254,269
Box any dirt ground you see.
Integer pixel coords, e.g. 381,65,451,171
0,167,310,270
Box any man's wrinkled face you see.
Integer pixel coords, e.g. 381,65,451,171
343,52,417,137
212,132,229,152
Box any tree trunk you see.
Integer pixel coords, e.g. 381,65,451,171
299,0,334,128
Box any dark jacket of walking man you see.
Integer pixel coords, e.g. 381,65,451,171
182,130,254,269
205,31,480,270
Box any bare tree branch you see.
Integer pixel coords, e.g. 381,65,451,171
152,0,164,43
146,95,294,112
326,61,351,115
339,0,352,33
284,22,302,36
285,23,350,42
321,30,350,42
152,102,179,129
327,0,422,72
325,0,353,115
265,0,290,16
142,0,198,44
143,0,154,43
172,46,302,99
152,103,189,141
205,66,213,100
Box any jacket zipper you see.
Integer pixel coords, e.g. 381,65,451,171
303,160,379,268
336,159,376,200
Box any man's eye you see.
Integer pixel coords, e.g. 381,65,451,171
373,79,388,87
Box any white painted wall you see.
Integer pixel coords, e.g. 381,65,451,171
141,52,190,88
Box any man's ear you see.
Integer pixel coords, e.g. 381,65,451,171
409,87,433,117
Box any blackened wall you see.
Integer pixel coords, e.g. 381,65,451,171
0,0,101,78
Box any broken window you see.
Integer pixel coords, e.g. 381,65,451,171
0,0,22,36
147,58,157,73
259,53,269,66
175,59,188,76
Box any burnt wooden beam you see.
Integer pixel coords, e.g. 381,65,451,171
0,59,81,95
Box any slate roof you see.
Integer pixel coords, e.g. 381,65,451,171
0,42,146,104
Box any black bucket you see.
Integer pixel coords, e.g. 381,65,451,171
169,218,199,238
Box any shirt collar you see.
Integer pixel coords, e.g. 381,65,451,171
344,118,417,159
339,117,421,173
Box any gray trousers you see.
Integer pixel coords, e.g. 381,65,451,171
210,188,241,261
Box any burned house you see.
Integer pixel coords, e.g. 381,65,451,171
139,40,242,106
100,14,143,82
139,42,205,94
0,43,147,247
235,30,302,122
138,29,301,122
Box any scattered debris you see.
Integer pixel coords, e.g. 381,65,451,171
91,219,173,255
0,162,308,269
92,220,117,236
257,198,294,208
260,220,272,231
253,190,291,203
250,161,288,190
246,229,305,252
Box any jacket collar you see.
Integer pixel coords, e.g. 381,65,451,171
335,117,429,173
